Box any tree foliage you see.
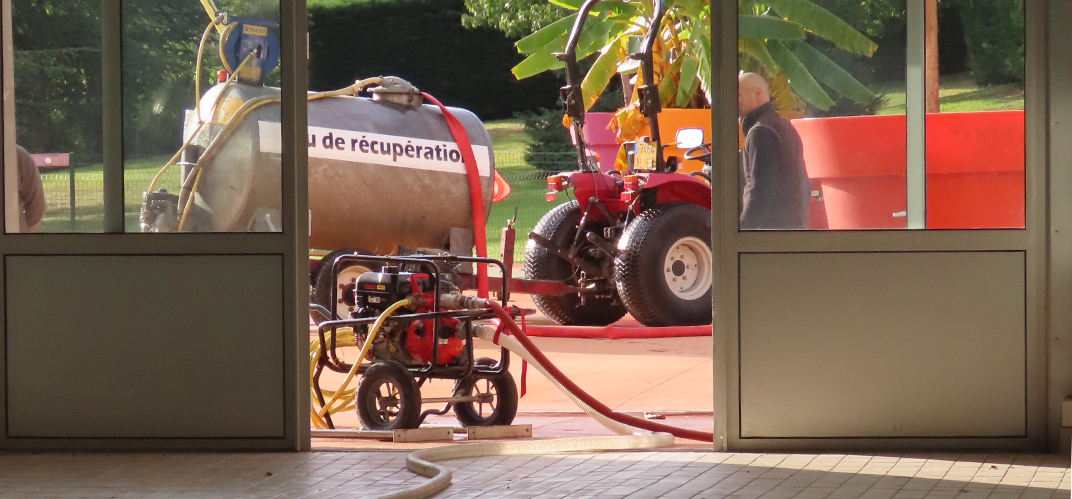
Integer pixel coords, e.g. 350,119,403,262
957,0,1023,84
13,0,283,159
461,0,568,38
12,0,104,157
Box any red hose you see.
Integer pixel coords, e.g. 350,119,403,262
421,92,489,298
486,301,715,442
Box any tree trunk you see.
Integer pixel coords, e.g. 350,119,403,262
926,0,940,113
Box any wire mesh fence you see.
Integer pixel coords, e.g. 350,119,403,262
36,153,573,248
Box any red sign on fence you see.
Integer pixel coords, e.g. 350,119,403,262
30,153,70,169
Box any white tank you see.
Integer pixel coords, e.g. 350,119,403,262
181,81,495,255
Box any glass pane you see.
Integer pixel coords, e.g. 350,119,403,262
126,1,282,233
738,0,908,230
925,0,1025,229
10,0,104,232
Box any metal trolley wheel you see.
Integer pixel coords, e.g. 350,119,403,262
356,361,422,430
452,358,518,427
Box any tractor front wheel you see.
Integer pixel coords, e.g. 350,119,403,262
311,249,374,320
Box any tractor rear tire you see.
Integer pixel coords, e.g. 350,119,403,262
453,358,518,427
311,249,374,320
356,361,422,431
614,203,712,327
524,201,627,326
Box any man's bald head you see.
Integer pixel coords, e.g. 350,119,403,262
738,72,771,118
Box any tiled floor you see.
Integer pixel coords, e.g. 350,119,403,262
0,450,1067,498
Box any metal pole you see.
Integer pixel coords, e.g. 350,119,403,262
100,0,123,233
906,0,926,229
69,160,75,231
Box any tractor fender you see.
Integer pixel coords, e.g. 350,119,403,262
641,174,711,210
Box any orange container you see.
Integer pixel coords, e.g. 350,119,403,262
924,111,1024,229
582,109,714,173
792,111,1024,230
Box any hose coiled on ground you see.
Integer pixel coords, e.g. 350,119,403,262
371,298,704,499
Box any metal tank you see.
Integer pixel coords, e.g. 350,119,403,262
179,79,494,255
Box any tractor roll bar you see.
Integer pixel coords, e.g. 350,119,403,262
559,0,669,173
558,0,605,172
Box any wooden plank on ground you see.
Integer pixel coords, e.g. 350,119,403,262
466,424,533,440
311,429,393,440
393,427,454,443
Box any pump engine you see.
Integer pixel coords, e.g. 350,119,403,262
352,266,468,367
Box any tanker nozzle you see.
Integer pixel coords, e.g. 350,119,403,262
370,76,423,108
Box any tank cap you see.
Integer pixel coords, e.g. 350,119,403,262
370,76,422,107
381,265,400,274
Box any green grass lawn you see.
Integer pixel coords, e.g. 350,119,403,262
486,178,558,261
37,155,178,233
876,73,1025,115
484,118,529,159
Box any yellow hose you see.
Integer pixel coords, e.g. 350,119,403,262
146,52,252,198
198,0,225,35
170,76,387,230
314,299,410,421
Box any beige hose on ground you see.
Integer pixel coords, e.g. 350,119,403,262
371,324,675,499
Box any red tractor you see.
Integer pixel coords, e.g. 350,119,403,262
523,0,712,328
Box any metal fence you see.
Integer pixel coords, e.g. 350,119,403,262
37,153,573,241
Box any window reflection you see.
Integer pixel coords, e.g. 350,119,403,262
126,1,283,233
925,0,1025,229
10,0,104,232
737,0,906,230
736,0,1024,231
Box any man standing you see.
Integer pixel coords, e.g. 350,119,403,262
737,72,810,230
15,145,44,232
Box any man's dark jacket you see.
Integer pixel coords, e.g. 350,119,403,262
740,102,810,229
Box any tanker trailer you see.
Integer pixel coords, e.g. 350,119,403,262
138,16,494,320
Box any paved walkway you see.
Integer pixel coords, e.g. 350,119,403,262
0,450,1067,498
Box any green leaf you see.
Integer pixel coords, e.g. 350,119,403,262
767,40,833,110
766,0,877,56
786,40,875,104
512,41,566,79
690,17,712,105
739,36,778,76
581,40,622,111
548,0,639,17
658,55,685,106
737,15,805,40
673,0,707,18
676,55,700,107
576,15,615,59
516,14,575,54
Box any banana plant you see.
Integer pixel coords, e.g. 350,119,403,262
512,0,880,141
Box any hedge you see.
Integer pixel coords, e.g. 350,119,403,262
308,0,561,120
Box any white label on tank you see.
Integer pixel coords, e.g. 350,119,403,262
258,121,491,176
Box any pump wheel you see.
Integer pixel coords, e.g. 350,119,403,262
524,201,627,326
356,361,422,430
312,249,374,320
615,203,712,327
453,358,518,427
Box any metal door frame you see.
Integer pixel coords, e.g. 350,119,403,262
712,0,1049,451
0,0,310,450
